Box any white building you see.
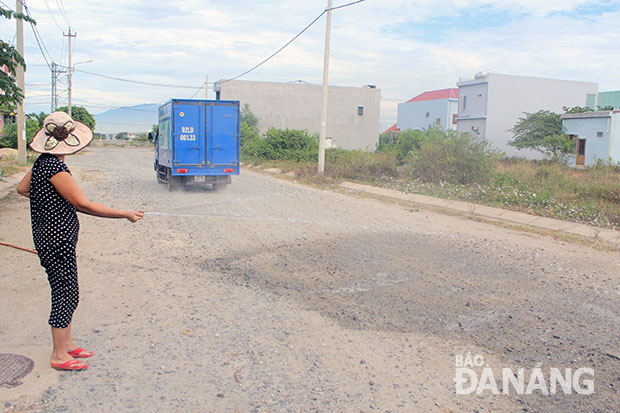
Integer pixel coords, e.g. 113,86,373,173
562,110,620,167
214,79,381,151
397,88,458,131
456,72,598,158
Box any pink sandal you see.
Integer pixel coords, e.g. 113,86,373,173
51,359,89,370
68,347,93,358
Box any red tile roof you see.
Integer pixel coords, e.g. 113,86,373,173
407,88,458,103
382,123,400,134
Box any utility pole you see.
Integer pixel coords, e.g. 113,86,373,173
317,0,332,175
64,28,76,117
205,75,209,99
15,0,26,164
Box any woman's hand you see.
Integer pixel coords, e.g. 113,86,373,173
124,210,145,223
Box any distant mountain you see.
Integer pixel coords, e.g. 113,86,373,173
93,103,161,135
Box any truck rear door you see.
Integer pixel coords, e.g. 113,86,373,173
208,102,239,166
173,102,205,166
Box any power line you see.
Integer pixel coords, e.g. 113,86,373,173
55,0,71,27
42,0,63,32
71,98,159,113
221,11,326,83
189,81,206,99
22,2,54,69
72,68,204,89
328,0,366,12
221,0,366,83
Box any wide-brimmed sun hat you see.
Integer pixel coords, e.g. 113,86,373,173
29,111,93,155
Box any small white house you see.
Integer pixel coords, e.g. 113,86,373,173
456,72,598,158
562,110,620,166
397,88,458,131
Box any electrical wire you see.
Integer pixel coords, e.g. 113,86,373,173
55,0,71,27
328,0,366,12
221,11,325,84
71,98,159,113
72,68,203,89
42,0,64,32
189,81,206,99
221,0,366,83
22,2,54,69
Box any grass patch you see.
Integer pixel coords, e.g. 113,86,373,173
0,151,35,179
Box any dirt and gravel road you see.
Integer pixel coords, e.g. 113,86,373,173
1,147,619,412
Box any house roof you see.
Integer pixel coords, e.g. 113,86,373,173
407,88,458,103
382,123,400,134
561,111,612,119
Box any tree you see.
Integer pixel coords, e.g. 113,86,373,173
28,111,48,127
0,7,35,111
240,104,259,147
241,103,258,130
563,106,594,114
508,110,572,160
55,106,96,131
0,118,39,148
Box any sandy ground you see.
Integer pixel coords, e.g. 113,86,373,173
1,147,619,412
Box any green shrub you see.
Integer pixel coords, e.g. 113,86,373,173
393,129,428,163
242,128,318,162
0,119,38,148
407,130,495,184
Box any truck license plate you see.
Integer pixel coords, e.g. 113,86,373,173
194,176,206,183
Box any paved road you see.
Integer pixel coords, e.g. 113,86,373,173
1,147,619,412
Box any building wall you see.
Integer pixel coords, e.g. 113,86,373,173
397,98,458,131
563,115,611,166
610,112,620,164
457,73,598,158
598,91,620,109
215,80,381,151
456,81,488,139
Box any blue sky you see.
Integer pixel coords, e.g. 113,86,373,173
2,0,620,132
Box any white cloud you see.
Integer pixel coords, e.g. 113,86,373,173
4,0,618,129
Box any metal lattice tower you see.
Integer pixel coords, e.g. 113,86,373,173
51,62,66,112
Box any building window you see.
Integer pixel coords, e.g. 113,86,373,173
425,112,430,118
462,95,467,110
452,114,457,125
597,131,603,138
357,106,364,116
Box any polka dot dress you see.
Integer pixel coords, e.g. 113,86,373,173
30,154,80,329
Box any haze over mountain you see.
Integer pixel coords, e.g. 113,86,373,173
93,103,161,135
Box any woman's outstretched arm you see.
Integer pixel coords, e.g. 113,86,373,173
50,171,144,222
17,170,32,198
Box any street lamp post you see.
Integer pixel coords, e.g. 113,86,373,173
68,59,93,117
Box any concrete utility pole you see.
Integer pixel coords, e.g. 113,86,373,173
317,0,332,175
15,0,26,164
64,28,76,117
205,75,209,99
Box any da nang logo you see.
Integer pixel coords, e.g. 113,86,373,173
454,353,594,395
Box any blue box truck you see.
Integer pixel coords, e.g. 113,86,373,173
150,99,240,190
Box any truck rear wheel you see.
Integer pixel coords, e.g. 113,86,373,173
167,169,177,191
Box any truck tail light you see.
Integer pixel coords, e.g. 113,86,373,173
177,168,189,173
223,168,234,173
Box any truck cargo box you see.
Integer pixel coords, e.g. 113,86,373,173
152,99,240,190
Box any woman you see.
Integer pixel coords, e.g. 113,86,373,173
17,111,144,371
